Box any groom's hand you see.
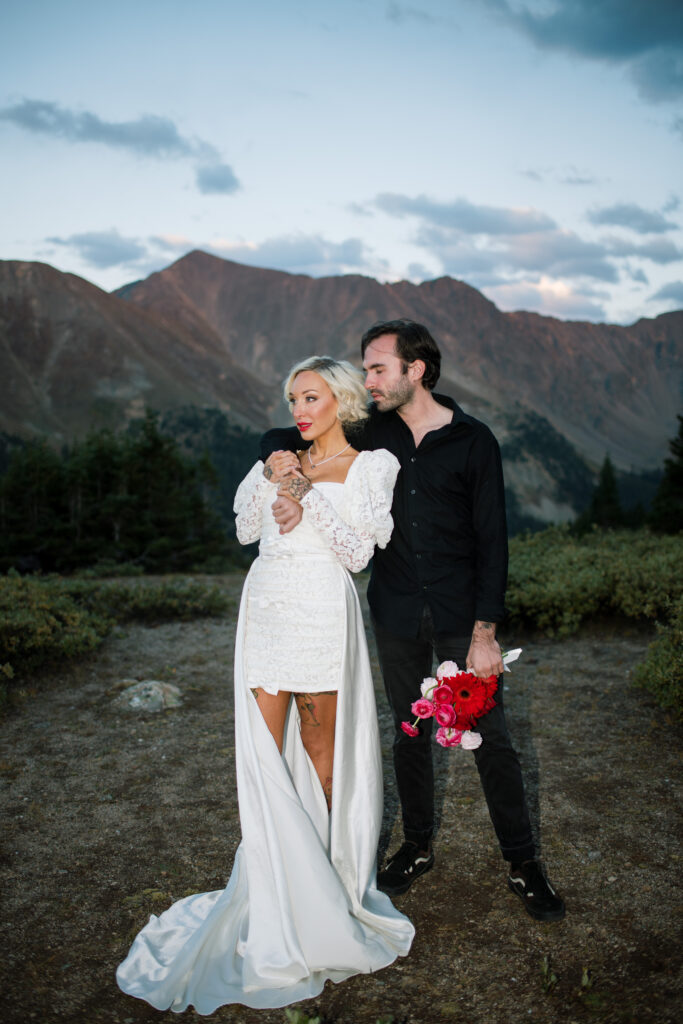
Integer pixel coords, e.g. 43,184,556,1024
271,493,303,534
466,621,504,678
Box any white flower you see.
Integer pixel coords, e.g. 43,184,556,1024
461,730,483,750
436,660,460,680
420,676,438,697
502,648,522,672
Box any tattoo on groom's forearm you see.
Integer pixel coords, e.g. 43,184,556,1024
473,620,496,637
263,463,273,481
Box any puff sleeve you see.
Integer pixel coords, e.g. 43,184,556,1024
233,461,276,545
300,449,400,572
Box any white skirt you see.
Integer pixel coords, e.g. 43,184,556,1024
116,558,414,1013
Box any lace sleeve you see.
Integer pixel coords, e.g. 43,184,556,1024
345,449,400,549
300,489,376,572
233,461,276,545
300,449,401,572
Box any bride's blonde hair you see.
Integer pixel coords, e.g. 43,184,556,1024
283,356,370,426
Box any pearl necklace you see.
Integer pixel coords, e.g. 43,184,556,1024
307,442,352,469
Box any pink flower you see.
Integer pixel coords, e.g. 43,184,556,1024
401,721,420,737
411,698,435,719
437,660,460,680
420,676,438,697
435,703,456,727
436,727,463,748
461,730,483,750
433,683,455,703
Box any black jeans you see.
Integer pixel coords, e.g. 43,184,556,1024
373,607,535,863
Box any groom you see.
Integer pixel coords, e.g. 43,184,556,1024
261,319,564,922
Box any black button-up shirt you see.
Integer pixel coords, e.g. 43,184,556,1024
260,395,508,638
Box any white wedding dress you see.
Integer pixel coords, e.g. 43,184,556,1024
116,449,414,1014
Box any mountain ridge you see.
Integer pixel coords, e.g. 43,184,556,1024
117,250,682,470
1,252,681,528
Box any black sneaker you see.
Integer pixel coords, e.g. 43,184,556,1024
508,860,566,921
377,841,434,895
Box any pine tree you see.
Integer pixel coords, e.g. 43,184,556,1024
576,454,624,530
649,415,683,534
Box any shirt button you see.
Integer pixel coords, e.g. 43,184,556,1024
412,521,417,527
423,585,428,590
410,456,416,463
410,489,416,495
416,553,422,559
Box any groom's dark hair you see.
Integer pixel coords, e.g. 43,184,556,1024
360,319,441,391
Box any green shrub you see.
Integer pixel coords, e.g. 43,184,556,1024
507,527,683,635
82,578,231,623
0,575,231,681
0,575,110,676
632,595,683,721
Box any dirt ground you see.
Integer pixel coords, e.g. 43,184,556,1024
1,573,681,1024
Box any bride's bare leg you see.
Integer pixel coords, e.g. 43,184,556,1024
294,692,337,810
251,688,291,752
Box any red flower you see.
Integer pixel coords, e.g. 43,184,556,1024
450,673,498,728
401,720,420,737
411,698,435,719
433,683,454,703
435,703,456,727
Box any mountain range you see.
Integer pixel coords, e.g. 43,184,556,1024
1,251,681,527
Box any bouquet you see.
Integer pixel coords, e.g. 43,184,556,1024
401,649,522,750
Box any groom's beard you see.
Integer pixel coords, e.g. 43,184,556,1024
370,374,416,412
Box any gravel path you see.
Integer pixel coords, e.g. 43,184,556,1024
1,573,681,1024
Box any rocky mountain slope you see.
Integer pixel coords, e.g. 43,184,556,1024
119,250,682,471
1,253,680,526
0,260,275,441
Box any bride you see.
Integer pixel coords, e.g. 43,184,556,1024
116,356,414,1013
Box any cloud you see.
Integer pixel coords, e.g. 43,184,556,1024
483,277,607,321
45,229,382,279
0,98,239,195
47,229,149,269
373,189,683,294
649,279,683,305
663,194,681,213
373,191,618,282
588,202,679,234
629,267,649,285
520,165,599,185
674,116,683,140
406,262,433,281
631,49,683,102
605,236,683,264
374,192,556,234
386,2,440,25
207,234,381,277
560,169,598,186
195,163,240,195
482,0,683,102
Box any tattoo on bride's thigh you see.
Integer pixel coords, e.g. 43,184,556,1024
296,694,320,726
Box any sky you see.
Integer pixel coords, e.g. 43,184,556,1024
1,0,682,324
